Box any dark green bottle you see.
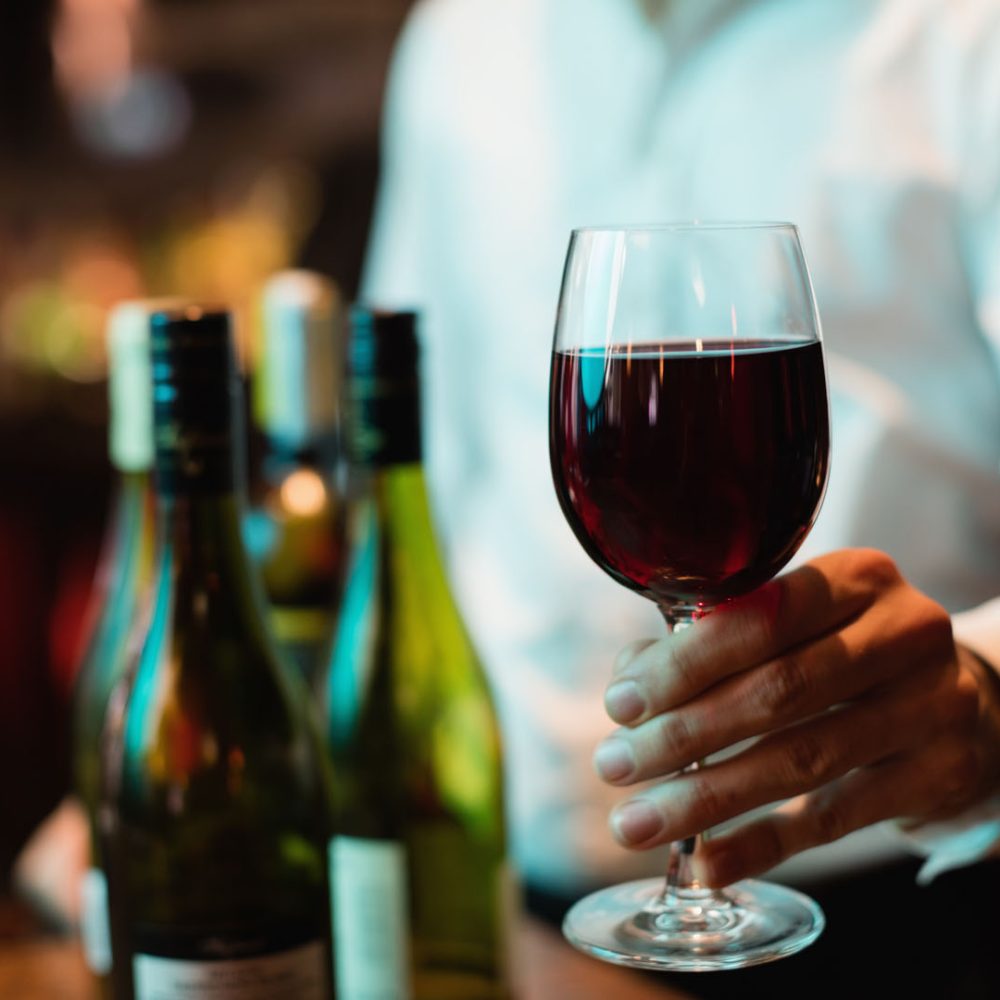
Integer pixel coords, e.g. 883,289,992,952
318,309,511,1000
72,300,160,986
102,306,332,1000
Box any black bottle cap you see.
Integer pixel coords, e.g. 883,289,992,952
347,307,419,380
151,305,233,375
345,307,421,466
150,306,241,494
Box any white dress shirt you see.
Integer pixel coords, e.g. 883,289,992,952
363,0,1000,893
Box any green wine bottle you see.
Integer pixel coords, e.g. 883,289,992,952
102,306,332,1000
72,300,160,984
319,308,511,1000
246,270,347,682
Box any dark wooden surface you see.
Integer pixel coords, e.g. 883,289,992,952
0,901,686,1000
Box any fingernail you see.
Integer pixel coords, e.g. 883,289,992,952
605,681,645,724
593,738,635,783
611,800,663,845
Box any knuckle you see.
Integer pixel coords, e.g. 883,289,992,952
906,595,954,659
613,639,656,678
687,774,736,829
927,666,980,736
946,675,981,733
668,638,701,697
728,597,778,660
702,833,762,886
757,653,812,721
749,820,787,873
849,548,901,594
652,712,698,771
699,839,745,886
808,792,850,844
782,732,833,788
939,744,982,805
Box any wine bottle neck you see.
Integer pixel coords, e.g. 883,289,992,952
365,464,452,586
371,462,432,522
113,470,158,568
158,492,255,587
262,430,339,475
346,388,421,467
117,469,155,518
91,471,157,599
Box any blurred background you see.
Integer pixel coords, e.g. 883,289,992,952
0,0,414,890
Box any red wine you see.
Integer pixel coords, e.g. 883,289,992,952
550,339,829,606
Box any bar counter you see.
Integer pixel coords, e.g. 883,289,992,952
0,902,691,1000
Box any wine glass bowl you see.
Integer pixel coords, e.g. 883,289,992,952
550,335,830,607
549,222,830,970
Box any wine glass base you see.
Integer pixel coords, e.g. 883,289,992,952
562,876,824,972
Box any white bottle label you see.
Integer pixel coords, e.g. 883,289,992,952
133,941,325,1000
329,836,410,1000
80,867,113,975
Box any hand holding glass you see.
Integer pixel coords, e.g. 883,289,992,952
549,223,830,970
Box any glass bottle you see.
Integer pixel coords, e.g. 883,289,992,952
102,306,332,1000
319,308,511,1000
246,270,346,683
72,300,160,983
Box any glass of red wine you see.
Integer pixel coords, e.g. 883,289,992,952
550,222,831,971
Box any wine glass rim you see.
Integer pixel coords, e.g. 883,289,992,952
571,220,799,235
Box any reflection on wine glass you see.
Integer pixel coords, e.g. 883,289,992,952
549,222,830,971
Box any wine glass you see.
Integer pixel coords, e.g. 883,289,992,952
549,222,831,971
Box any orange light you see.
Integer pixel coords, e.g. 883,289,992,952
280,469,327,518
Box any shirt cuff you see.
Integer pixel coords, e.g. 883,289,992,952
892,799,1000,885
952,596,1000,673
891,598,1000,884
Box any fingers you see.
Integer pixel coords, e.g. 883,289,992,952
595,550,984,885
599,549,979,874
596,588,953,785
606,641,658,723
692,737,980,887
607,665,946,850
599,628,857,784
606,550,898,727
692,755,927,887
612,640,657,678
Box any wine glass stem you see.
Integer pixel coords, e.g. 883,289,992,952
664,792,702,905
658,606,714,909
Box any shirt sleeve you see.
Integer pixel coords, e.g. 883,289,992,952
892,7,1000,881
953,600,1000,674
953,4,1000,670
361,2,439,306
889,602,1000,883
897,585,1000,884
359,2,471,546
957,3,1000,379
